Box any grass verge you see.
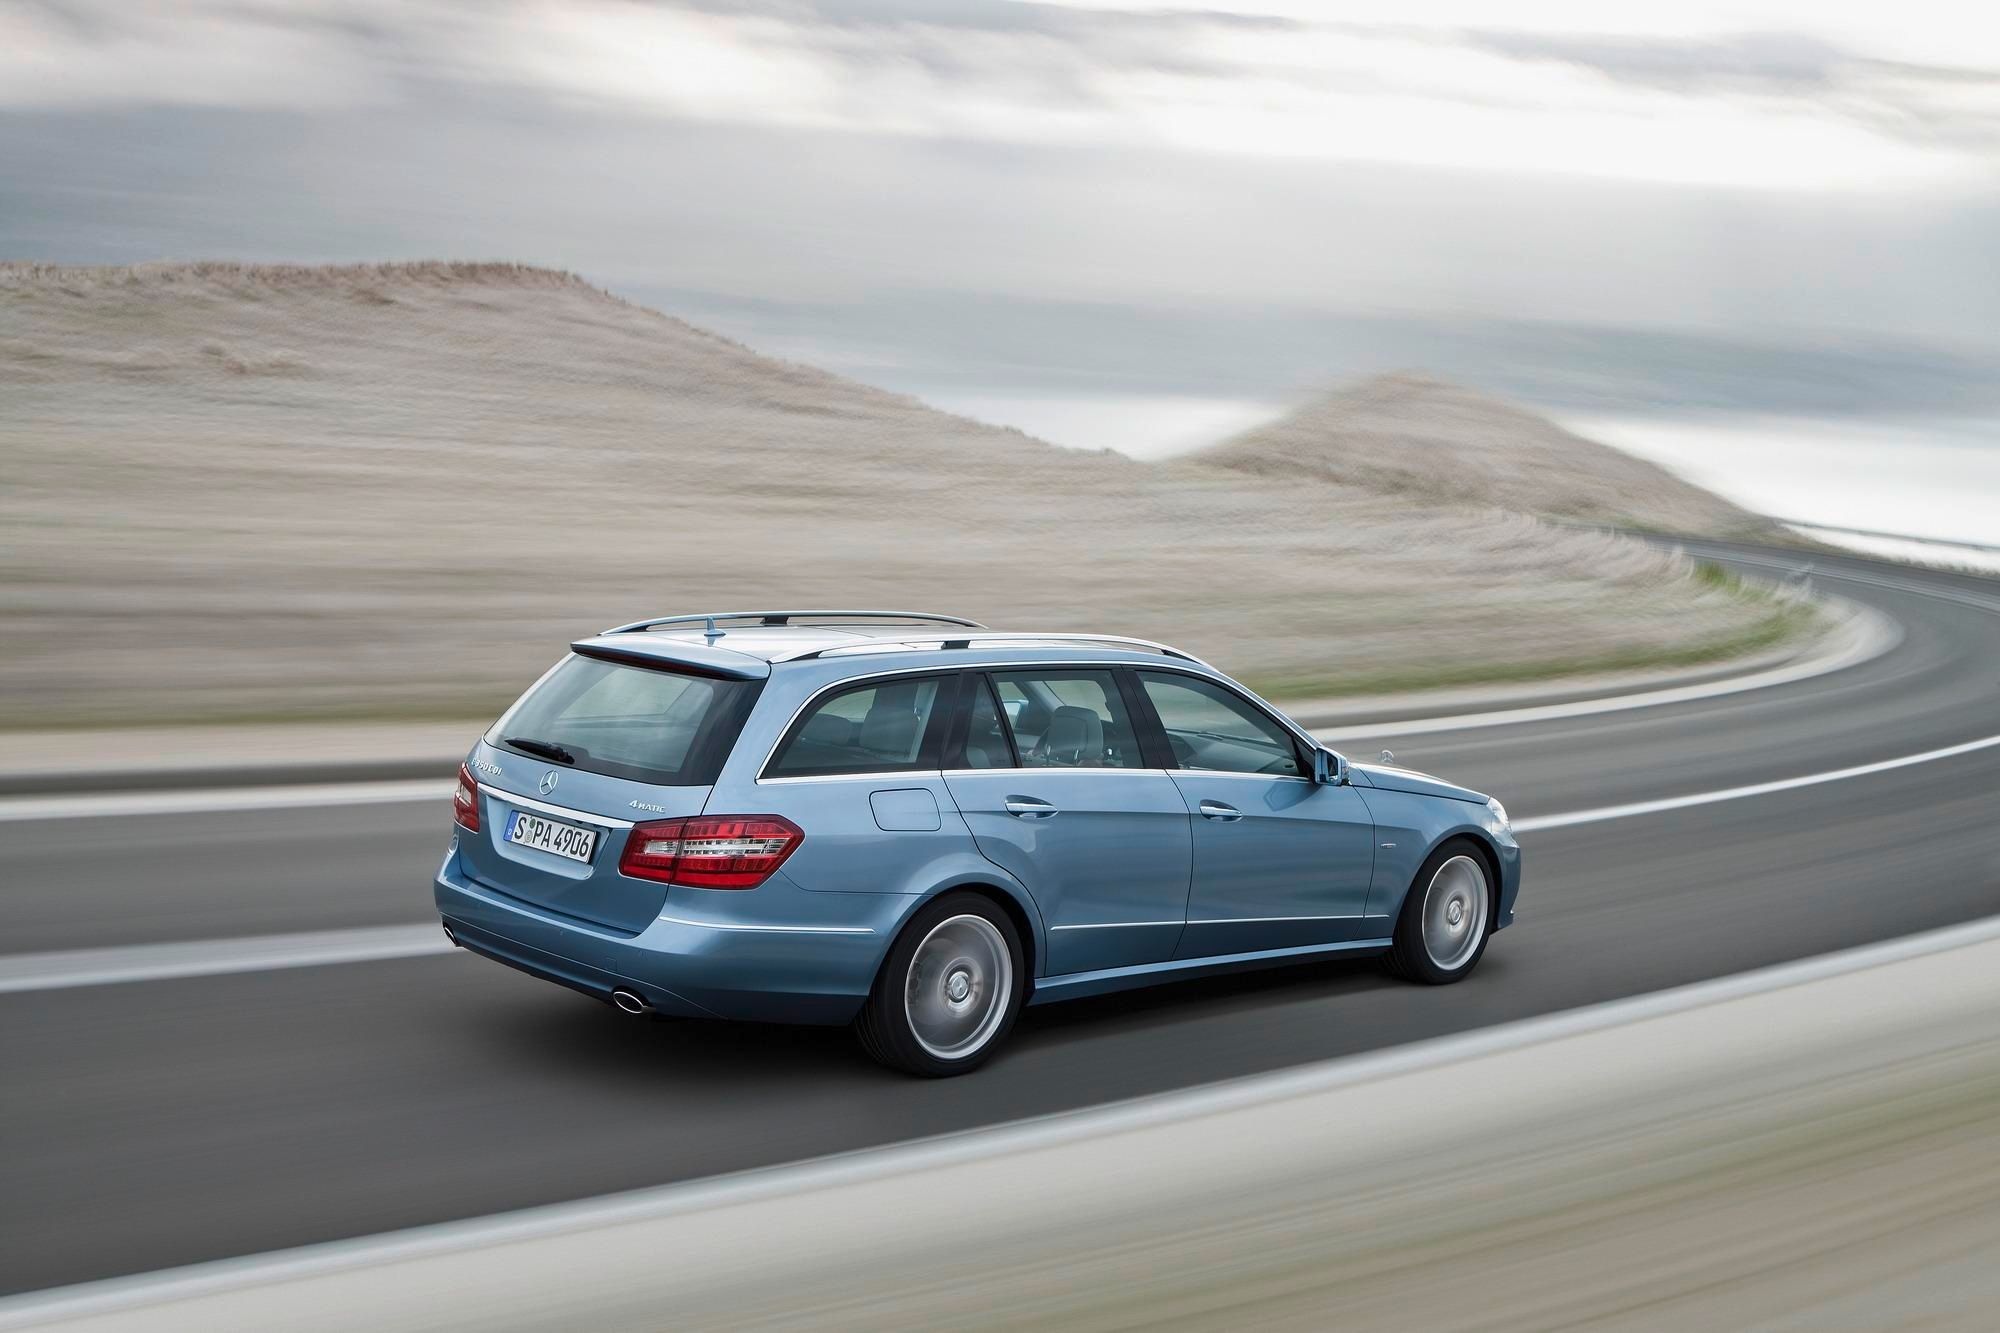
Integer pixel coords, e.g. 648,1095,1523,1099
1245,575,1818,702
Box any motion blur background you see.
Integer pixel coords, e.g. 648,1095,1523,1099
5,0,1998,554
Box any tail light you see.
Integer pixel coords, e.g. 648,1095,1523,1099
452,763,480,832
618,815,803,889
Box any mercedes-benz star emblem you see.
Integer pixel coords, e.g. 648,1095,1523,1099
539,770,560,796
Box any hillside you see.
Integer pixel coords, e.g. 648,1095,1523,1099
0,262,1808,728
1198,373,1773,536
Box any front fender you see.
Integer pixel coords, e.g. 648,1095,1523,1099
1359,790,1521,928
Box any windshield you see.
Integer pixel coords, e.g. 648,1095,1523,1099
486,653,760,786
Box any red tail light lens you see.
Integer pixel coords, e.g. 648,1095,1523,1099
618,815,803,889
452,763,480,832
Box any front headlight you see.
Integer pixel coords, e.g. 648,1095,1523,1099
1486,796,1510,829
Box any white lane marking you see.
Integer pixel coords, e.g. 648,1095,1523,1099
5,728,2000,992
6,911,1998,1328
0,926,453,994
0,779,452,823
1511,731,2000,831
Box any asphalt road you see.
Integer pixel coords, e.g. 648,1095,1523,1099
4,542,1998,1296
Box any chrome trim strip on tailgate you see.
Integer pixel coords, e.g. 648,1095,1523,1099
483,785,637,829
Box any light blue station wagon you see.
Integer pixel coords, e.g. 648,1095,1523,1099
435,611,1520,1075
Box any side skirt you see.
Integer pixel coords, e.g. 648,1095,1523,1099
1027,937,1394,1006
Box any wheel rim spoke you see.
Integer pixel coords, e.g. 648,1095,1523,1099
1420,855,1488,971
906,915,1011,1060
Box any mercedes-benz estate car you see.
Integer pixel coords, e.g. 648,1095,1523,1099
435,611,1520,1075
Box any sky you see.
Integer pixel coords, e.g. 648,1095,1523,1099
4,0,1999,431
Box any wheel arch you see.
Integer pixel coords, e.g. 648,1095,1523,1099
1390,826,1505,919
895,872,1045,982
1450,830,1505,909
940,882,1040,984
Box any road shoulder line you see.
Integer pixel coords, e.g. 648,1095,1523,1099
1318,594,1893,742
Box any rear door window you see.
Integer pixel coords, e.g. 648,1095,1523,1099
990,670,1142,769
767,676,947,778
487,654,759,786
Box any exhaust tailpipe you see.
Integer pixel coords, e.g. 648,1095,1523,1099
442,923,461,948
610,989,652,1016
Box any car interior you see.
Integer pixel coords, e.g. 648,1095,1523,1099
992,672,1141,768
494,657,739,781
1137,671,1304,777
770,678,941,776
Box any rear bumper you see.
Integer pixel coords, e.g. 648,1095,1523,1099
434,856,901,1025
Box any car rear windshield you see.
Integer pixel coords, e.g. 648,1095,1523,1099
486,654,761,786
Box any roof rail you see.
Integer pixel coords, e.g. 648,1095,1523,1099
601,610,986,640
790,633,1209,666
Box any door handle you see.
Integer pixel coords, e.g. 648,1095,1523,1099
1198,800,1243,822
1004,797,1059,819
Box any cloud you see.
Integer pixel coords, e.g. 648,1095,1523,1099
0,0,394,108
2,0,1996,189
1466,29,1852,94
1463,28,2000,153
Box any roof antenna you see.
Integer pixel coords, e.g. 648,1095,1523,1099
703,616,723,644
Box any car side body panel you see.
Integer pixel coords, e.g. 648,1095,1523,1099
944,767,1193,975
1167,771,1379,956
1028,936,1395,1006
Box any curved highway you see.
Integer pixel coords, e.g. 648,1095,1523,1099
4,541,1998,1296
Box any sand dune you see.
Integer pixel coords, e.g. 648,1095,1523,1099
1197,372,1772,536
0,262,1809,728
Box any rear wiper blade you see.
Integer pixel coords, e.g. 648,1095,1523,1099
504,736,576,765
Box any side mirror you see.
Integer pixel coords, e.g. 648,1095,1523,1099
1312,747,1346,786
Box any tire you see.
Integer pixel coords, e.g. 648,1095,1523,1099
855,892,1024,1077
1387,838,1494,984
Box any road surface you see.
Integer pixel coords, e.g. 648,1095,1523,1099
3,541,1997,1295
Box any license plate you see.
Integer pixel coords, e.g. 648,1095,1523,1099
505,810,598,863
